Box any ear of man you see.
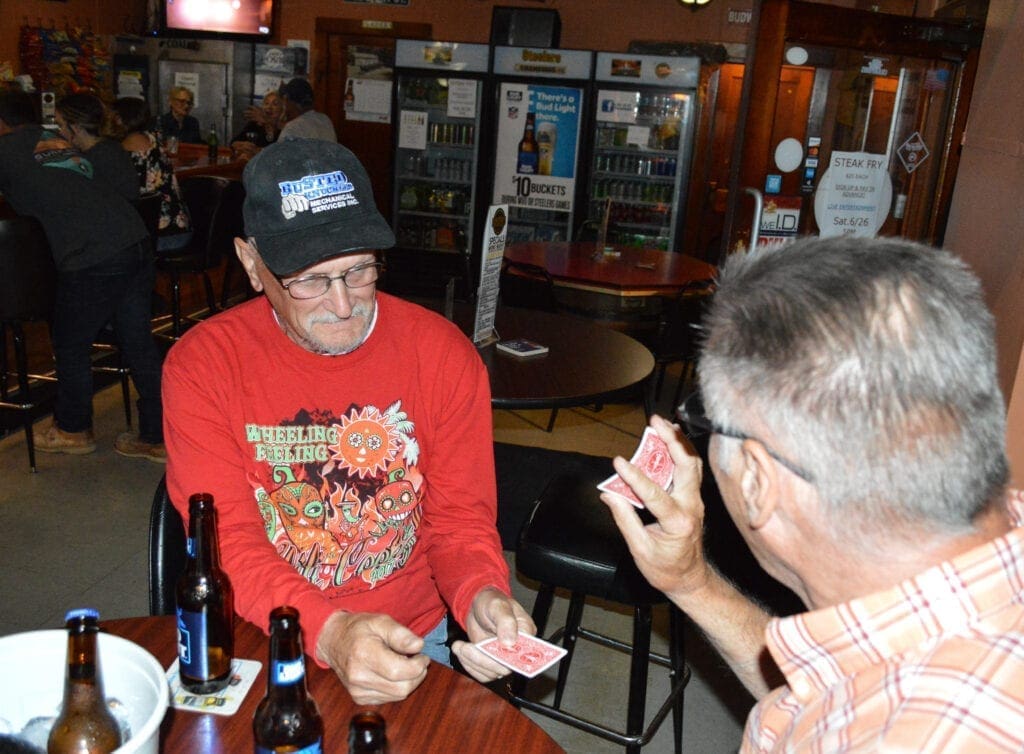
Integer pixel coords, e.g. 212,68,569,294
235,238,266,293
739,439,781,529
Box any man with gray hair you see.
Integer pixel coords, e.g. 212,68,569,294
603,236,1024,751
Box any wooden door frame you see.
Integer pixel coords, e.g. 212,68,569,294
313,17,432,121
720,0,983,260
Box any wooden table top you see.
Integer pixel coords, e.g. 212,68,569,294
171,143,247,181
505,241,716,296
456,306,655,410
105,616,564,754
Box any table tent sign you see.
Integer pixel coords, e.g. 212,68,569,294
473,204,509,345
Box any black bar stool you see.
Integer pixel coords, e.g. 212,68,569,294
0,216,57,472
154,176,245,338
508,472,690,754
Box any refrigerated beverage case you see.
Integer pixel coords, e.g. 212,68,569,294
176,492,234,694
47,609,122,754
253,607,324,754
536,120,557,176
348,711,386,753
516,112,538,174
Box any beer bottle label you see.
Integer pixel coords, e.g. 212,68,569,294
177,608,210,678
256,742,322,754
271,658,305,685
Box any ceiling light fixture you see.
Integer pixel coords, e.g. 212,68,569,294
678,0,713,10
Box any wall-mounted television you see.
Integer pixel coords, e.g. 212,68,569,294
161,0,275,42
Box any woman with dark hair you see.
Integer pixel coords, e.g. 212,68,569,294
55,92,138,201
112,96,191,251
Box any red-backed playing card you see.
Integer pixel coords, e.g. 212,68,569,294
597,427,674,509
475,631,568,678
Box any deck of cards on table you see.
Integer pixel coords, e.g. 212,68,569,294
495,338,549,357
476,631,568,678
597,427,674,508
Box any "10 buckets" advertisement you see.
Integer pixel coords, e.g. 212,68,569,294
491,81,582,239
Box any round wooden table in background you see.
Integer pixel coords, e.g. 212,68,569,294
105,616,564,754
456,306,655,411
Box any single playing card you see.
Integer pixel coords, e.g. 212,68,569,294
632,427,674,489
597,427,674,509
475,631,568,678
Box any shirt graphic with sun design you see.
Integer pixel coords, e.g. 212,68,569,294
247,400,423,591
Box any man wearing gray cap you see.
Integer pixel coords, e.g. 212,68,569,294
277,78,337,143
163,137,533,704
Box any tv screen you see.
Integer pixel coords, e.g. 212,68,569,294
162,0,274,41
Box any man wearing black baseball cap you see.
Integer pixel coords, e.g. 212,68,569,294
277,77,337,142
163,138,533,704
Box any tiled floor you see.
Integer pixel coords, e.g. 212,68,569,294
0,371,750,753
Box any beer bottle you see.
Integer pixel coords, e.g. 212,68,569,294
47,609,122,754
176,492,234,694
253,607,324,754
207,124,219,164
516,111,538,175
348,711,386,753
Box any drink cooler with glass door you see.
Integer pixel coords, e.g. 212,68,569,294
585,53,700,251
390,41,489,295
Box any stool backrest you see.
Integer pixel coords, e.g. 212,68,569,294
178,175,246,268
0,215,57,322
148,474,187,616
135,191,163,243
500,259,559,312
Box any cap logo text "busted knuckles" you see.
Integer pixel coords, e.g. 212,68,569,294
277,169,358,220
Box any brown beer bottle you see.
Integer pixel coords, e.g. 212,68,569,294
176,492,234,694
516,111,539,174
47,609,122,754
253,607,324,753
348,711,387,753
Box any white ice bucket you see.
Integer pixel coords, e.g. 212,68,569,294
0,629,169,754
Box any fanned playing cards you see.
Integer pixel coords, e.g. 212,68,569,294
597,427,674,508
476,631,568,678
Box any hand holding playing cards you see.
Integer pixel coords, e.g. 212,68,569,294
599,415,712,601
315,610,430,705
451,586,536,683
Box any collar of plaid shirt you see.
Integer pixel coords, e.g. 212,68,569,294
766,489,1024,701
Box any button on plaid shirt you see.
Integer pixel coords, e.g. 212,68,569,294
742,490,1024,753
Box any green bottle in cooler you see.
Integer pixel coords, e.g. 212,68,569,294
206,124,219,164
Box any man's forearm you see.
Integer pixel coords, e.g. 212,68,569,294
668,567,782,699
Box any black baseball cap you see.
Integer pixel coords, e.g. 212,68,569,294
241,137,396,276
278,77,314,107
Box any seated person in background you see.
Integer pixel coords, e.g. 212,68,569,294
230,89,283,161
163,138,533,704
157,86,201,144
603,236,1024,752
112,96,191,252
0,89,164,462
277,77,337,142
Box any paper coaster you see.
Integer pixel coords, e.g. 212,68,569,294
166,657,263,716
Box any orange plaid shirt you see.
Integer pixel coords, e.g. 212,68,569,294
742,490,1024,753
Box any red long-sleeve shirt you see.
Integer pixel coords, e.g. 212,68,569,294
164,293,510,660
